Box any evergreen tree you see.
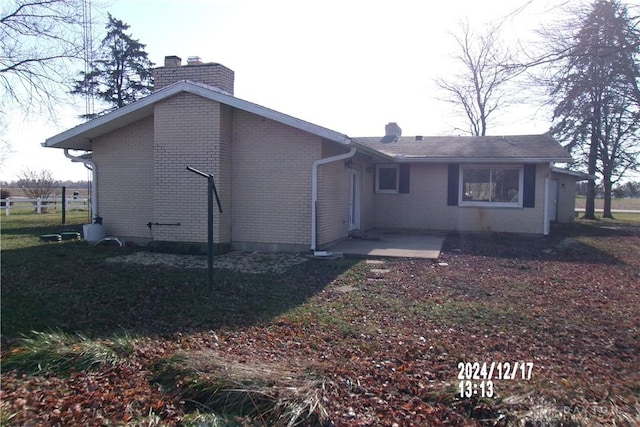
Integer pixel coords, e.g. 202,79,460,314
549,0,640,219
72,14,153,118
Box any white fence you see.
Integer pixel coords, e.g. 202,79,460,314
1,197,90,215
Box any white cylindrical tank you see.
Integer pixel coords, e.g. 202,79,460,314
83,223,106,244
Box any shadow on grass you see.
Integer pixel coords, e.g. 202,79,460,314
1,241,359,341
441,220,637,265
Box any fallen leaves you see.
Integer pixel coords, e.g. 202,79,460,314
1,361,181,426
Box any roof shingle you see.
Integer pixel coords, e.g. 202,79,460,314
353,134,572,163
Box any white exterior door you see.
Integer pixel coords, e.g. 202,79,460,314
348,169,361,231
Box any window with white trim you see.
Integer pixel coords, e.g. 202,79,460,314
460,166,523,207
376,165,399,193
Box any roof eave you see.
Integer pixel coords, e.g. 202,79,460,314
353,141,394,160
393,156,574,163
551,167,596,180
43,80,352,150
42,86,170,150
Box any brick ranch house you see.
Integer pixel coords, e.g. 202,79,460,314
44,56,588,253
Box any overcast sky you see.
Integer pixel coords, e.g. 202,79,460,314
1,0,618,182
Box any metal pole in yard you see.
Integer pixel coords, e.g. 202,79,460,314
186,167,223,289
62,186,66,224
207,176,214,288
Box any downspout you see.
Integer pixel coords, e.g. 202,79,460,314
64,149,98,218
543,162,551,236
311,146,357,253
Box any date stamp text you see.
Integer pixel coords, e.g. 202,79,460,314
457,361,534,398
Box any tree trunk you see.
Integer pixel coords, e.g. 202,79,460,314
585,180,597,219
602,176,614,218
583,132,599,220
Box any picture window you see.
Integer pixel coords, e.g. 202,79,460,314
460,166,523,207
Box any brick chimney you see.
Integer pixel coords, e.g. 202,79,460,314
164,55,182,67
154,55,235,94
381,122,402,143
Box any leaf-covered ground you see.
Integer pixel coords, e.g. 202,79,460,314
1,217,639,426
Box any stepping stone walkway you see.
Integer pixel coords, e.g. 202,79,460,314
366,259,392,282
333,259,394,292
334,285,358,293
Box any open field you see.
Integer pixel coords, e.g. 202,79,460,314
1,211,639,426
574,196,640,211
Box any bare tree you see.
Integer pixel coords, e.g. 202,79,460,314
0,0,85,117
436,20,523,136
0,112,11,169
16,168,57,200
544,0,640,219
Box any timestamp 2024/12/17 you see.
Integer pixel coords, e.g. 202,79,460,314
457,362,534,399
458,361,534,381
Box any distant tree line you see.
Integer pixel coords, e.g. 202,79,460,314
2,179,89,188
576,180,640,198
2,169,90,204
613,181,640,198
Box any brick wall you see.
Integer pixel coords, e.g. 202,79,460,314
92,117,154,241
217,105,234,242
153,92,231,245
231,110,321,251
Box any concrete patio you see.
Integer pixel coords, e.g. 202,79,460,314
326,230,446,259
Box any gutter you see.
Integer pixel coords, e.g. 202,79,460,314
394,156,574,164
544,176,550,236
550,167,596,180
311,146,357,253
64,149,98,218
